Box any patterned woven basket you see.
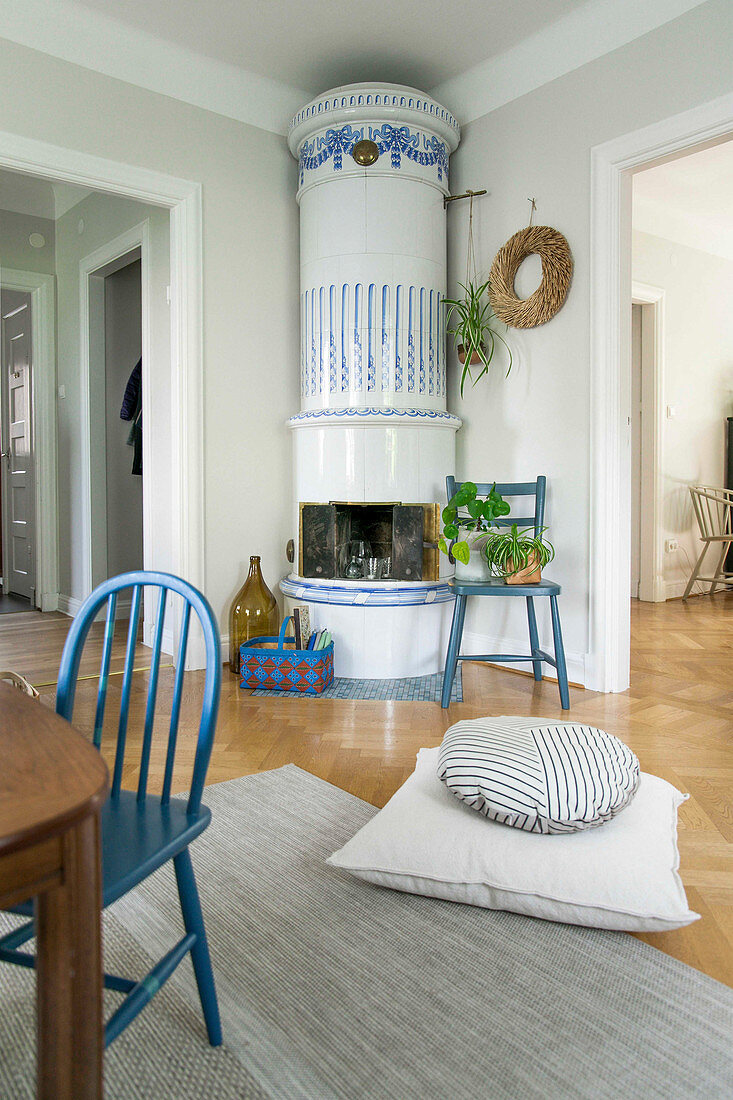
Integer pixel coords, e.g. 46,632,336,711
239,616,334,694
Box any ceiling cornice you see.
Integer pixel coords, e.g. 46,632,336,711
0,0,309,137
429,0,709,126
0,0,711,139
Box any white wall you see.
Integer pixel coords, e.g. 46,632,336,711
447,0,733,683
54,190,170,602
0,208,55,274
632,229,733,597
105,258,143,578
0,34,300,630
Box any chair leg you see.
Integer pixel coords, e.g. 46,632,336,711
709,542,730,596
526,597,543,682
441,594,467,708
174,848,223,1047
683,542,708,600
549,596,570,711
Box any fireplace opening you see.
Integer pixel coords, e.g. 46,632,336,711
299,502,440,582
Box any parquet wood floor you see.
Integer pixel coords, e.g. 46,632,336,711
1,593,730,986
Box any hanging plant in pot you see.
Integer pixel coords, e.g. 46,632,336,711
483,524,555,584
444,191,512,397
438,481,511,582
444,278,513,397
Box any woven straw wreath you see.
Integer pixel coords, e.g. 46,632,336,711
489,225,573,329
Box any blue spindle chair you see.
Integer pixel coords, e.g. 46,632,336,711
441,477,570,711
0,571,223,1047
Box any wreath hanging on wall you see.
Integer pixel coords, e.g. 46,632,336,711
489,225,573,329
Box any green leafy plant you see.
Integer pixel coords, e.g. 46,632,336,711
438,481,511,565
443,278,512,397
483,524,555,579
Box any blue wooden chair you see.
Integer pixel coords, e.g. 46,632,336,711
0,571,223,1047
441,477,570,711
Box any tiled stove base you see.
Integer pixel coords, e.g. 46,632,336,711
281,574,455,678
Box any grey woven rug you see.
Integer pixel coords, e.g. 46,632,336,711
2,765,733,1099
251,666,462,701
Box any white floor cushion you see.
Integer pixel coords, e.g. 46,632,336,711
437,717,640,833
328,747,699,932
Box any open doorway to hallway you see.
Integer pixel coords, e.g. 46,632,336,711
630,140,733,609
0,286,35,613
0,164,170,638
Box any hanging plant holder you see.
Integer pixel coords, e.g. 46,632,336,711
444,190,512,395
489,224,573,329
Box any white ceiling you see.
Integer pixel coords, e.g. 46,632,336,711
71,0,584,94
0,0,709,135
633,140,733,262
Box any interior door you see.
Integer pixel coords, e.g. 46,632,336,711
1,289,36,602
630,303,642,600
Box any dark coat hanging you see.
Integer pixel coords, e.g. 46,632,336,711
120,358,142,475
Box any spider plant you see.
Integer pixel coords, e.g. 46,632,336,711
484,524,555,582
438,481,511,565
443,278,512,397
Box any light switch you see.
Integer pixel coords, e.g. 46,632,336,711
58,385,66,400
666,405,677,419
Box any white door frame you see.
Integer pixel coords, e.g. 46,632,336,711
589,91,733,692
0,129,206,665
631,281,665,604
80,223,149,596
0,269,57,610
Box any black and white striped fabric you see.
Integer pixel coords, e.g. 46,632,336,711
437,718,640,834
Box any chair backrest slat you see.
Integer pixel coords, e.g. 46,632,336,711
446,476,547,539
112,585,143,799
56,571,221,816
690,486,733,540
137,588,168,803
92,592,118,749
161,602,191,807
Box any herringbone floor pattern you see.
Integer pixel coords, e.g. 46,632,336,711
1,592,730,985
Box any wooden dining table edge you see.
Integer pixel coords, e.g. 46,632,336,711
0,683,109,1099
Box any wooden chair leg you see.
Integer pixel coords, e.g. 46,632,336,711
174,849,222,1047
526,597,543,682
549,596,570,711
683,542,708,600
709,542,730,596
441,594,467,708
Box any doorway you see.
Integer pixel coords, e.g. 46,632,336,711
629,283,664,605
0,287,35,611
82,232,146,595
589,95,733,693
0,127,207,667
104,257,143,579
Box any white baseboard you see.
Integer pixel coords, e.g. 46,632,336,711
666,578,733,600
57,593,133,620
461,628,586,688
143,619,175,656
57,593,81,617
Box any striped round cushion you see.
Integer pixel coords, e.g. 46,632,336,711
437,718,640,834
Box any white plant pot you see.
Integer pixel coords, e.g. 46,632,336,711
454,549,490,582
453,531,491,582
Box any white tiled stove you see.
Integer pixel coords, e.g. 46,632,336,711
281,83,462,678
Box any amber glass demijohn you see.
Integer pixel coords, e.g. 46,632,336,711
229,556,280,673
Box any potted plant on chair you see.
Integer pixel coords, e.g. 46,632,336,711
483,524,555,584
438,481,511,581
